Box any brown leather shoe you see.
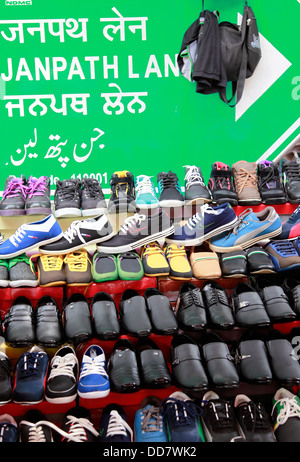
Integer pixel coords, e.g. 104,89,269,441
190,242,221,279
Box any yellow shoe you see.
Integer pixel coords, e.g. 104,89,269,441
140,242,170,276
164,244,193,280
64,248,93,286
35,254,66,287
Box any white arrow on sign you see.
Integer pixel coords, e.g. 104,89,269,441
235,13,292,121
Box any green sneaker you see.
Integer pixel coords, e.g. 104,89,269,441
272,388,300,442
117,252,144,280
92,251,118,282
0,259,9,287
8,253,38,287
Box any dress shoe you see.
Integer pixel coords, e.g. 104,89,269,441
62,293,93,345
108,339,141,393
255,278,296,323
282,278,300,317
3,297,35,347
232,282,270,328
91,292,120,340
35,296,64,348
219,250,247,278
175,282,207,330
144,288,178,335
266,330,300,386
202,281,235,329
136,337,171,388
246,245,275,274
119,289,152,337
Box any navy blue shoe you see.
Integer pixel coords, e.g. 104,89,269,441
277,205,300,240
0,414,18,442
165,203,237,246
265,239,300,271
99,404,133,442
12,346,49,404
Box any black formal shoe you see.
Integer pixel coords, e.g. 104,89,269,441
3,296,35,347
119,289,152,337
91,292,120,340
282,277,300,317
35,296,64,348
202,281,235,329
108,339,141,393
255,278,296,323
200,332,239,389
232,282,271,328
62,293,93,345
220,250,247,278
0,352,12,404
144,288,178,335
246,246,276,274
175,282,207,330
266,330,300,385
136,337,171,388
170,333,208,393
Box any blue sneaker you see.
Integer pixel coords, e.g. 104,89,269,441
12,346,49,404
0,415,18,442
99,403,133,442
161,391,205,442
277,205,300,240
209,207,282,253
165,202,237,246
135,175,159,209
0,214,63,259
135,396,168,442
77,344,110,399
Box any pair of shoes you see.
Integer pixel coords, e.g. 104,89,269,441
201,390,276,442
0,253,38,287
3,296,64,348
0,214,63,259
220,245,275,277
281,158,300,203
108,170,136,213
134,396,167,442
0,175,51,216
54,177,107,217
264,238,300,271
257,160,286,204
135,175,159,209
208,162,238,206
93,250,143,281
157,170,184,207
175,281,235,330
209,206,282,253
97,210,174,254
190,242,221,279
183,165,211,205
108,337,171,392
272,388,300,442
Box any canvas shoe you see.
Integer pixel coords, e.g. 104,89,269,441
208,162,238,206
60,406,99,442
281,158,300,203
0,175,27,216
45,345,79,404
77,344,110,399
54,178,82,218
8,253,38,287
184,165,211,205
134,396,168,443
157,171,184,207
99,404,133,442
164,244,193,280
276,204,300,240
39,214,114,255
36,254,67,286
165,202,237,247
257,160,286,204
232,160,262,205
97,209,174,254
64,249,93,285
135,175,159,209
264,239,300,271
209,207,282,253
0,214,63,259
0,259,9,287
0,414,18,442
81,177,107,216
108,170,136,213
19,409,57,442
92,251,118,282
140,242,170,277
271,388,300,442
117,251,144,280
25,176,52,215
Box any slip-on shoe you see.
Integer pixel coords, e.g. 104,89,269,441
219,250,247,278
255,278,296,323
119,289,152,337
266,330,300,386
246,246,276,274
91,292,120,340
35,296,64,348
144,288,178,335
3,297,35,347
136,337,171,388
62,293,93,345
232,282,271,328
108,339,141,393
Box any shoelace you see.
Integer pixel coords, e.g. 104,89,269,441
184,165,206,189
106,410,133,441
32,254,64,271
284,162,300,181
9,224,28,247
234,167,258,195
186,204,218,230
160,397,202,428
48,354,77,381
79,359,108,381
143,242,165,258
270,240,298,256
64,250,91,272
62,221,91,244
259,164,279,189
135,176,157,198
165,245,188,263
81,178,103,198
120,213,146,233
140,406,163,434
223,208,252,238
213,164,232,190
159,172,180,191
26,177,47,198
55,181,80,201
204,400,236,430
182,288,203,308
2,178,27,199
206,287,229,307
238,402,269,442
272,397,300,428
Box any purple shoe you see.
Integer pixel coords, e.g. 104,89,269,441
0,175,27,216
25,176,52,215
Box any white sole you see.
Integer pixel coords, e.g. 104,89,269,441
159,200,184,208
77,389,110,399
0,232,64,259
9,280,38,288
38,230,115,255
81,207,107,217
45,394,77,404
55,208,81,218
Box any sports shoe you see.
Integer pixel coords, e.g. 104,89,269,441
157,171,184,207
264,239,300,271
272,388,300,442
97,209,174,253
45,345,79,404
135,175,159,209
0,214,63,259
108,170,136,213
281,158,300,203
232,160,262,205
209,207,282,253
165,202,237,247
0,352,12,404
54,178,81,217
161,391,205,442
19,409,56,442
0,260,9,287
36,254,67,286
8,253,38,287
64,249,93,285
25,176,52,215
208,162,238,206
0,414,18,442
99,404,133,442
257,160,286,204
184,165,211,205
117,251,144,280
92,251,118,282
164,244,193,280
0,175,27,216
60,406,99,442
276,205,300,240
140,242,170,276
77,344,110,399
12,346,49,404
39,214,114,254
134,396,167,442
81,177,107,216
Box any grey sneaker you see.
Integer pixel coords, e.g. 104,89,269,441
0,175,27,216
232,161,262,205
54,179,81,218
25,176,52,215
0,260,9,287
81,178,107,216
8,253,38,287
184,165,211,205
36,254,67,287
64,249,93,285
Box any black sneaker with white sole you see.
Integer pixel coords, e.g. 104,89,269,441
39,214,114,255
54,179,81,218
97,209,174,254
81,178,107,216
